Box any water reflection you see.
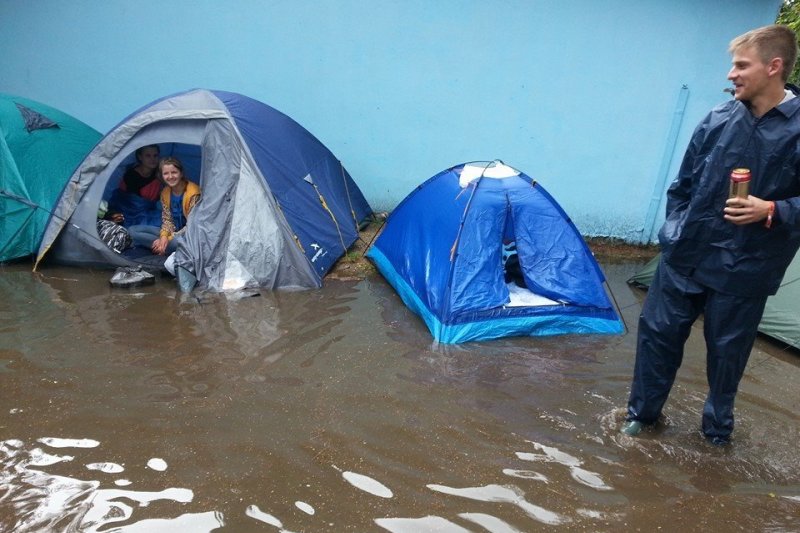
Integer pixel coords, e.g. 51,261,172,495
427,483,567,525
0,438,208,532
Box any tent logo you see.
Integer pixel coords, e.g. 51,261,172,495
310,243,327,263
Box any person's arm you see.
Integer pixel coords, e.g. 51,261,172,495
723,195,773,225
772,196,800,226
152,236,170,255
159,194,175,239
104,212,124,224
665,118,709,217
152,193,175,255
725,194,800,227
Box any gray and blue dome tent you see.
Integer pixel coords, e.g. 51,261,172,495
0,93,101,262
36,89,372,291
367,161,624,343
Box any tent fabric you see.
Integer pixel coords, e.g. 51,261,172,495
0,93,101,262
629,253,800,350
366,161,624,343
36,89,372,291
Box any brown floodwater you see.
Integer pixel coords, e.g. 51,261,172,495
1,261,798,532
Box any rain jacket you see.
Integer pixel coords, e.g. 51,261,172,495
659,84,800,297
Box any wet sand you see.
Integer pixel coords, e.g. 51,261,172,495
0,261,798,531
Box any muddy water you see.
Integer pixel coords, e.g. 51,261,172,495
0,262,798,532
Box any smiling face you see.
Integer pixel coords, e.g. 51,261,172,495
727,45,776,102
161,163,183,188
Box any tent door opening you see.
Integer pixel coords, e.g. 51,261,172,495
98,142,202,263
501,200,559,308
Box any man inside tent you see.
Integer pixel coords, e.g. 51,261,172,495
621,25,800,445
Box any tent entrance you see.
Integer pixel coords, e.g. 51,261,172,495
501,223,560,308
98,142,202,262
502,243,559,307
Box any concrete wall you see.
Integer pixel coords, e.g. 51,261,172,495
0,0,782,242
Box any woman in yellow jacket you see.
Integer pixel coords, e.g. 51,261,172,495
151,157,201,256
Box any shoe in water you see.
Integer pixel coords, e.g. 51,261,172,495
620,420,644,436
706,435,730,446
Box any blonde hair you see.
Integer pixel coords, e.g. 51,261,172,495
729,25,798,82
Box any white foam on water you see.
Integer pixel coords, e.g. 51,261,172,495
246,504,283,527
342,471,393,498
90,510,224,532
295,501,315,515
147,458,168,471
86,462,124,474
82,499,134,529
27,448,73,467
115,479,132,486
79,486,195,529
11,470,99,531
458,512,523,533
2,442,199,532
576,508,604,518
427,483,567,526
783,495,800,502
501,469,548,482
521,442,581,467
96,487,193,505
38,437,100,448
570,467,612,491
375,515,471,532
518,441,613,491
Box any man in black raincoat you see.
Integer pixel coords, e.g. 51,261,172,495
622,25,800,445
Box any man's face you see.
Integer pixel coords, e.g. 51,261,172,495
139,147,160,170
727,46,775,102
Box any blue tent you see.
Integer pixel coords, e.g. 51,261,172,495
367,161,623,343
37,89,372,290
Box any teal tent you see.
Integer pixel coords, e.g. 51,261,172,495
629,254,800,349
0,93,101,262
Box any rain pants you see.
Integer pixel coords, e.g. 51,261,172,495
628,260,768,443
627,86,800,443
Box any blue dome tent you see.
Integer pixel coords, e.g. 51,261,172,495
366,161,624,343
36,89,372,290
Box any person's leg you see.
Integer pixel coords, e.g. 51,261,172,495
701,290,768,444
127,225,160,249
626,260,706,426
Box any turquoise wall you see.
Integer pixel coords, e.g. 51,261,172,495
0,0,782,242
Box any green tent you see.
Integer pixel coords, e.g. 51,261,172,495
0,93,101,262
629,253,800,349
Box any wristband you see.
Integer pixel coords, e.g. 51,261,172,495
765,201,775,229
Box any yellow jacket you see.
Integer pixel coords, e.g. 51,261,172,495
159,180,201,240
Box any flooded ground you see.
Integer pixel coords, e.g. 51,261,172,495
1,260,798,532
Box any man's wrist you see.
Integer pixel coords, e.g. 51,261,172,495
765,201,775,228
